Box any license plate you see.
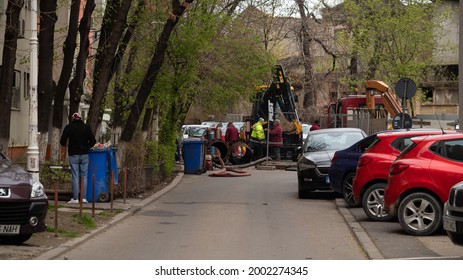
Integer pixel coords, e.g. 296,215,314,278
0,224,20,235
443,218,456,232
325,176,330,184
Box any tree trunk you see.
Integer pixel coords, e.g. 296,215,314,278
141,107,153,141
113,44,138,132
119,0,195,143
0,0,24,153
50,0,81,162
92,0,120,95
38,0,58,162
295,0,315,109
68,0,95,119
87,0,133,135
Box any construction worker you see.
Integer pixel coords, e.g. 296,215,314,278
268,119,283,161
250,117,266,160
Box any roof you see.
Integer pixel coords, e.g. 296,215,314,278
309,127,366,134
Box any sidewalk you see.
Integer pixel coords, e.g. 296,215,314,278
35,172,184,260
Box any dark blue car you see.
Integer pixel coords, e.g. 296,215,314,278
328,133,379,207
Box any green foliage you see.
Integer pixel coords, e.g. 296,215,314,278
73,213,97,229
40,163,71,185
105,0,274,171
46,226,79,238
339,0,447,87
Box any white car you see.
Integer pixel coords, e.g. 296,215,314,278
181,124,209,139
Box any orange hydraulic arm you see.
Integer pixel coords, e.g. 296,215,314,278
364,80,402,118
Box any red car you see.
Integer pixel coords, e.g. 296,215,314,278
352,129,451,222
385,133,463,236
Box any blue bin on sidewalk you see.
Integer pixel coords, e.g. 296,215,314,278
183,139,206,174
87,147,118,202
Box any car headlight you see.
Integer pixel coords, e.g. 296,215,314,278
298,162,317,171
30,176,46,198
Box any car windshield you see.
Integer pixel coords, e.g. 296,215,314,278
189,127,207,137
304,131,364,152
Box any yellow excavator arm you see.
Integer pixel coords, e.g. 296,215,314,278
364,80,403,118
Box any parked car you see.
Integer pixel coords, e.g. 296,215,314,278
329,132,380,207
352,129,450,221
201,121,226,138
385,133,463,236
181,124,209,140
443,181,463,246
0,152,48,244
297,127,366,198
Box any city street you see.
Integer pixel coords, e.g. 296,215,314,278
27,166,463,260
56,168,366,260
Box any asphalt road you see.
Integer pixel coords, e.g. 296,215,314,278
57,168,367,260
32,165,463,260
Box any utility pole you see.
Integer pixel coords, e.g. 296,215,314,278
27,0,39,180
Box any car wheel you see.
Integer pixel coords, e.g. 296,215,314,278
398,192,442,236
0,234,33,244
362,183,392,221
342,173,360,208
97,192,110,203
447,231,463,245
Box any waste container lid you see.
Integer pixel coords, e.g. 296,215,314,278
183,138,207,144
89,147,112,153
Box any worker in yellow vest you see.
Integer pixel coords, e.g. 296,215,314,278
250,117,266,160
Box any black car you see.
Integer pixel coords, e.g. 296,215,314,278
443,181,463,246
297,128,367,198
328,132,379,207
0,152,48,244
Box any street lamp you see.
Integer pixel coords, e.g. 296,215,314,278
27,0,39,179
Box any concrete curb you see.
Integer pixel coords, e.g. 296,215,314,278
35,172,184,260
335,198,384,260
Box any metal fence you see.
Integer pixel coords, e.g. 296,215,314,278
316,109,389,135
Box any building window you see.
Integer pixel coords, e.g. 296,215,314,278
421,87,433,103
24,72,30,99
11,70,21,110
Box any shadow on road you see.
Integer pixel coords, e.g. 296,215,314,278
297,191,338,200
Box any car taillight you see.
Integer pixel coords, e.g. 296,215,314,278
331,154,337,163
389,163,409,175
357,157,373,167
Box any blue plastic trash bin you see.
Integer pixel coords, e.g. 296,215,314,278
87,147,119,202
183,139,206,174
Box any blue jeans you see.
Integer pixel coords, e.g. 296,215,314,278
69,154,89,200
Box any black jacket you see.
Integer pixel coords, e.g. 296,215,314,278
60,119,97,155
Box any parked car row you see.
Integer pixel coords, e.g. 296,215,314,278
297,127,463,245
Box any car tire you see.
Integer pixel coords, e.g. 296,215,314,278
342,173,360,208
362,182,392,221
0,234,33,244
398,192,442,236
447,231,463,245
97,192,110,203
